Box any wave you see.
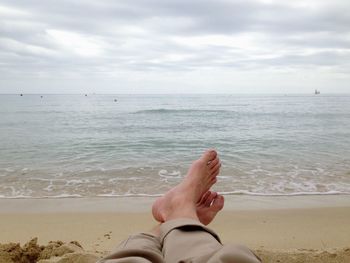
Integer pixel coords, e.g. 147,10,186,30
1,191,349,199
0,194,83,199
2,110,65,114
218,190,350,196
132,109,234,114
97,193,162,197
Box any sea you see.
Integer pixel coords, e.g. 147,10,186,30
0,94,350,199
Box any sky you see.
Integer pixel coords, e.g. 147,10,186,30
0,0,349,94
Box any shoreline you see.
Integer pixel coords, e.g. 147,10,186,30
0,194,349,213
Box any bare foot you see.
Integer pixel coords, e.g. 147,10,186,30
152,150,221,222
197,191,224,225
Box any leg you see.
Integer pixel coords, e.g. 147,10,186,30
152,150,222,262
97,191,224,263
98,149,220,263
159,218,261,263
153,150,261,262
97,225,164,263
152,149,221,223
160,218,222,263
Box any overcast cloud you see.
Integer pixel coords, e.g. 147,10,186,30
0,0,349,94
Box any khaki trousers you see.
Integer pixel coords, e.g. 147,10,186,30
98,218,261,263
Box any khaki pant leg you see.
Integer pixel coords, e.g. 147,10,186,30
98,233,164,263
159,218,222,263
207,244,262,263
159,218,261,263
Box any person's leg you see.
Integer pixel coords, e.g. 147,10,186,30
152,149,220,223
97,225,164,263
152,150,223,262
96,191,224,263
153,150,261,263
159,214,261,263
97,150,219,263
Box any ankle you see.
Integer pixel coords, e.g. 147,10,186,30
166,205,198,221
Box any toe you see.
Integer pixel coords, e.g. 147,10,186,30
210,161,221,174
205,191,217,206
212,195,225,211
198,191,211,205
212,169,220,178
201,149,217,163
208,157,219,169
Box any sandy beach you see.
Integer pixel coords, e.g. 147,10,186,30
0,195,350,262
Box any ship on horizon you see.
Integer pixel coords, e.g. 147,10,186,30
315,89,320,95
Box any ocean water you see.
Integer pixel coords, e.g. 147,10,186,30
0,94,350,198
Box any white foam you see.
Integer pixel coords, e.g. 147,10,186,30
159,169,182,178
43,181,54,192
45,194,83,198
97,193,163,197
218,190,350,196
0,190,349,199
65,179,85,186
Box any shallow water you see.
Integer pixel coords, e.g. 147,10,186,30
0,94,349,198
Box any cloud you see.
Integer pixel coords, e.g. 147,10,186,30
0,0,349,93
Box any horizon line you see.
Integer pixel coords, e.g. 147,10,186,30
1,92,350,95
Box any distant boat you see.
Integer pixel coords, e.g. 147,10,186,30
314,89,320,95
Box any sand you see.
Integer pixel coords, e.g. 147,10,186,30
0,195,349,262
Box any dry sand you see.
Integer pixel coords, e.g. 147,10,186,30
0,195,349,262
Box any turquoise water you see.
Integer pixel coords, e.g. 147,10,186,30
0,94,349,198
